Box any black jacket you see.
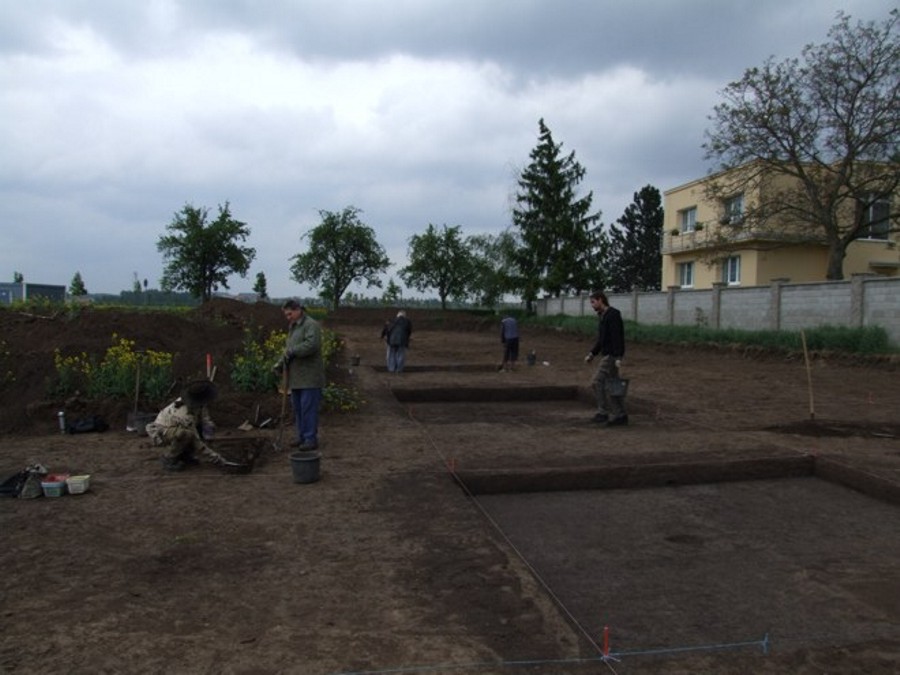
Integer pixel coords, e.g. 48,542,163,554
589,306,625,358
387,316,412,347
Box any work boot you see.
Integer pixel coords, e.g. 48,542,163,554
592,413,609,423
298,440,319,451
605,415,629,427
161,457,185,472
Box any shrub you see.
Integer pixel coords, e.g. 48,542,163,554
230,325,362,412
322,383,363,413
231,328,286,393
52,334,174,402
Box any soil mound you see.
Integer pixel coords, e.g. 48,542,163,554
0,299,284,435
0,301,500,435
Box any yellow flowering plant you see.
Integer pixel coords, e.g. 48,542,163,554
231,328,286,392
52,334,174,402
230,325,361,412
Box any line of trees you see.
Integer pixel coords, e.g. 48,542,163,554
139,9,898,307
150,119,664,311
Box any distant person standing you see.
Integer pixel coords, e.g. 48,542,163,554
499,315,520,371
584,290,627,426
276,300,326,449
386,310,412,373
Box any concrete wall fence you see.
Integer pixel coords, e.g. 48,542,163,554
535,275,900,348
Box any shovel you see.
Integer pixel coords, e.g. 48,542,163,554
126,359,145,432
273,368,289,452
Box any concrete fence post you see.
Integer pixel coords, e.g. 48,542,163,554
769,278,789,331
850,274,873,328
667,286,679,326
711,282,725,330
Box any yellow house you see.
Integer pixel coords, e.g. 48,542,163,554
662,165,899,289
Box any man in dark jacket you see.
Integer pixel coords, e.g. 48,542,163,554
584,290,628,426
386,310,412,373
499,315,520,371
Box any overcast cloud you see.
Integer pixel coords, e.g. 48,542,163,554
1,0,895,299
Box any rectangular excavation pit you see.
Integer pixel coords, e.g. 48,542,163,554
374,364,500,373
455,456,815,495
392,385,580,403
454,455,900,505
475,475,900,661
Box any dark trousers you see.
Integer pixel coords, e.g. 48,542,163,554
290,388,322,444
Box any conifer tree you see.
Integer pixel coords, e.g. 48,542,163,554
253,271,268,299
607,185,664,292
69,271,88,296
512,119,603,307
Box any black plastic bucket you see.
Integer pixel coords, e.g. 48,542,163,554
290,451,321,484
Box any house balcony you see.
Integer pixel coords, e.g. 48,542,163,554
661,225,825,255
661,228,715,254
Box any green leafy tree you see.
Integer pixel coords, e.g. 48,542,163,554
290,206,390,310
607,185,664,292
466,231,520,309
381,278,402,305
253,271,268,299
703,10,900,280
69,271,88,296
13,271,23,283
400,224,473,310
512,119,604,308
158,202,256,302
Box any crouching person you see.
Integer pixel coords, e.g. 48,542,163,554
147,380,228,472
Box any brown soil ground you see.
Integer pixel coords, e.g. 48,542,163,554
1,300,899,674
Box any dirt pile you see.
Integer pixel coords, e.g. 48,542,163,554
0,298,286,435
0,301,500,436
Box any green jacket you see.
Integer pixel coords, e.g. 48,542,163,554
283,314,326,390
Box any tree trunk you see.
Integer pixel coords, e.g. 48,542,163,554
825,241,846,280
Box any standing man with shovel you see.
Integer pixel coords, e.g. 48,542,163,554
584,290,628,427
276,300,325,450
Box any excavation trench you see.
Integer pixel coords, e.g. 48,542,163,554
389,380,900,658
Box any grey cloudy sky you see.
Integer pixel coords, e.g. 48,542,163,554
2,0,895,299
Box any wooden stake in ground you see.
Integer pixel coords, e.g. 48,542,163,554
133,359,141,415
800,329,815,420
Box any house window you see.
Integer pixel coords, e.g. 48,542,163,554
679,207,697,233
860,195,890,240
723,256,741,285
678,261,694,287
723,193,744,225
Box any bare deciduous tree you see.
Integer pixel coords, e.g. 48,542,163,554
703,10,899,279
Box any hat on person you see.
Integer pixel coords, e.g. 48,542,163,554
182,380,217,407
